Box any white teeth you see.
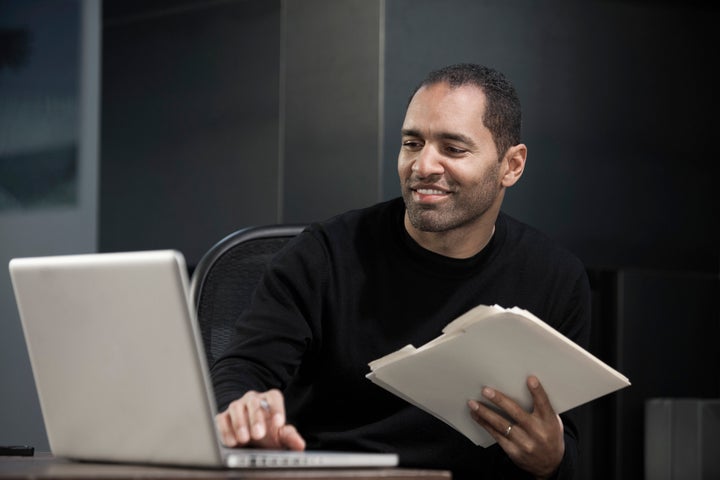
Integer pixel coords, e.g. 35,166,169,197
417,188,445,195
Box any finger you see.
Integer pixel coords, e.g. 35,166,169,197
278,424,306,451
215,411,238,447
468,399,520,442
527,376,556,418
247,393,270,440
225,400,251,444
263,389,287,428
481,385,527,424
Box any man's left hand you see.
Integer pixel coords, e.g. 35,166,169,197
468,375,564,479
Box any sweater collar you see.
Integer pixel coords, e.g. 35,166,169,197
389,198,506,277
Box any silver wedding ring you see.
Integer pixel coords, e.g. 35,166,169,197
504,424,513,437
259,399,270,411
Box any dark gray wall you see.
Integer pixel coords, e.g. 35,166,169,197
101,0,383,266
101,0,282,264
282,0,382,223
610,270,720,479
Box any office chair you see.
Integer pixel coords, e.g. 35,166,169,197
190,224,306,367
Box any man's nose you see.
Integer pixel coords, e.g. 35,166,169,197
412,145,444,177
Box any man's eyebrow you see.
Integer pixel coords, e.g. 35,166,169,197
438,132,477,148
401,128,421,138
402,129,477,149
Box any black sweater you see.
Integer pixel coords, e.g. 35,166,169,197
212,197,591,480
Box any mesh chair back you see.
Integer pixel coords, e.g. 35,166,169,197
190,225,305,366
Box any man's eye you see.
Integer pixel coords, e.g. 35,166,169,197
402,141,422,149
445,146,466,155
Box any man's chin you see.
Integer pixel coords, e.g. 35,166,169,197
406,209,450,233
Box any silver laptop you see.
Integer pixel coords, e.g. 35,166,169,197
8,250,398,469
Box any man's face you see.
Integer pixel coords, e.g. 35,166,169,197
398,82,505,233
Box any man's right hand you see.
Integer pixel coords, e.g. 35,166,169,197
215,389,306,451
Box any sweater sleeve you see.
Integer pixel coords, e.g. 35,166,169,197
210,229,329,412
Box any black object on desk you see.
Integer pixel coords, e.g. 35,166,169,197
0,446,34,457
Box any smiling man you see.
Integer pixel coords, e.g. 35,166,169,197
399,75,526,258
212,64,590,480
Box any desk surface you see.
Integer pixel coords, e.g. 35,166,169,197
0,454,451,480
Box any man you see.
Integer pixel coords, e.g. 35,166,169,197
212,63,590,479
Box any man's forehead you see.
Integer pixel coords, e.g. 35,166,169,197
411,81,486,104
405,82,487,120
403,82,488,134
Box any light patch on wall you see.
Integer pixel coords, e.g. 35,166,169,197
0,1,80,211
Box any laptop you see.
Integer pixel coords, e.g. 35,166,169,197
8,250,398,469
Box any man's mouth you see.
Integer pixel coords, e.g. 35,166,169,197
410,186,451,204
415,188,446,195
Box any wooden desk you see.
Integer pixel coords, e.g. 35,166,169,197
0,454,451,480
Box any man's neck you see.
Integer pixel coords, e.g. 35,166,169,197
404,214,497,259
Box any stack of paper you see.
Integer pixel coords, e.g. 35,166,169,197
366,304,630,447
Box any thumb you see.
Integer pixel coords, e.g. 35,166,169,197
528,375,556,418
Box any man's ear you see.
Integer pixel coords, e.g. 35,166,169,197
501,144,527,187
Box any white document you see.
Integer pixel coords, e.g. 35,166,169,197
366,304,630,447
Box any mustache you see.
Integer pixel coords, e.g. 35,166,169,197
405,176,454,192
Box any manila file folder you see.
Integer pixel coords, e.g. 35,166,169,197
366,304,630,447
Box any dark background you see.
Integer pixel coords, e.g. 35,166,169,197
100,0,718,478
